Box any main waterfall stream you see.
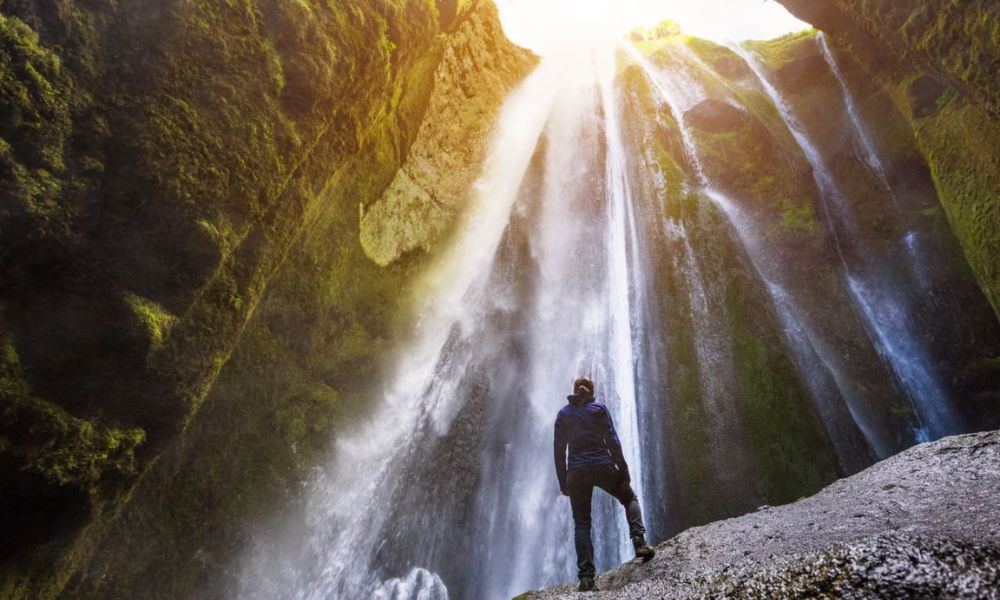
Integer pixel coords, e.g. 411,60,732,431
238,45,659,600
237,32,1000,600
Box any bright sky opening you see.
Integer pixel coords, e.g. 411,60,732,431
495,0,809,54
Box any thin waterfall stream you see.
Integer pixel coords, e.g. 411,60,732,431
816,33,895,201
727,41,960,441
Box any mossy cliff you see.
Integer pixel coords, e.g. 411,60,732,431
623,18,1000,536
773,0,1000,322
360,1,534,265
0,0,534,597
619,62,842,534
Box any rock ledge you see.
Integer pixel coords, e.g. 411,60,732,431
520,430,1000,599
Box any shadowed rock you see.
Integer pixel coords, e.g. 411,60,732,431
519,430,1000,599
685,99,747,133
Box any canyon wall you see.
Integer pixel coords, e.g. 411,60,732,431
774,0,1000,319
1,0,997,597
0,1,533,597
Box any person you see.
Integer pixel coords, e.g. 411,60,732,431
553,376,655,592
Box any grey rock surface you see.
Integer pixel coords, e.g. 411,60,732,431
518,430,1000,599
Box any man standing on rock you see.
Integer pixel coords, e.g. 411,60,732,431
553,376,656,592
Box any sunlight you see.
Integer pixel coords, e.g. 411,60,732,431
495,0,809,54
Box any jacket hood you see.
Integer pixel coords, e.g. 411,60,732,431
566,393,595,406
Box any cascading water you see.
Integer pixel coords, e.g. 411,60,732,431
816,33,894,200
727,41,961,441
621,46,759,492
233,27,1000,600
623,43,879,470
238,43,661,600
816,32,948,302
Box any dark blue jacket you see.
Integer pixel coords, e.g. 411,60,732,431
553,393,629,492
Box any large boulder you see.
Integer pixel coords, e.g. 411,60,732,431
521,430,1000,598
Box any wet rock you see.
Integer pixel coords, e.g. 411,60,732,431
520,431,1000,599
773,53,828,94
360,1,536,266
684,99,747,133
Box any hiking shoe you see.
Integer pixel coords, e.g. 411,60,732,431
578,577,596,592
632,536,656,562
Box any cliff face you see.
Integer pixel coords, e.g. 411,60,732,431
0,1,533,597
2,1,997,597
360,2,535,265
773,0,1000,321
619,66,845,531
618,20,1000,539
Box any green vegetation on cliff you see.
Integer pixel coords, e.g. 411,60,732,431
360,2,537,265
0,0,534,597
620,55,842,531
773,0,1000,319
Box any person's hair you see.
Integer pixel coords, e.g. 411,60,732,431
573,377,594,396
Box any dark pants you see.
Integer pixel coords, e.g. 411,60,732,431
567,463,646,579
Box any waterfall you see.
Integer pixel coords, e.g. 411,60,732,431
816,32,894,201
620,44,773,494
816,32,946,295
727,41,961,440
238,43,660,600
624,43,879,469
595,46,647,561
230,30,999,600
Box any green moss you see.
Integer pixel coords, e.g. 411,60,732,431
726,288,839,502
0,13,74,237
777,197,816,232
745,28,819,71
122,292,177,350
911,102,1000,317
0,322,145,515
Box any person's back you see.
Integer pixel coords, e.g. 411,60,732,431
555,397,619,471
553,377,655,592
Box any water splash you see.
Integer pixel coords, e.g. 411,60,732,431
373,569,448,600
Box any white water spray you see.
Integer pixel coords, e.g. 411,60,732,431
239,42,659,600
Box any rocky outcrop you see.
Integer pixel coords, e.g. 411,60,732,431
684,99,747,134
520,430,1000,599
360,1,536,266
